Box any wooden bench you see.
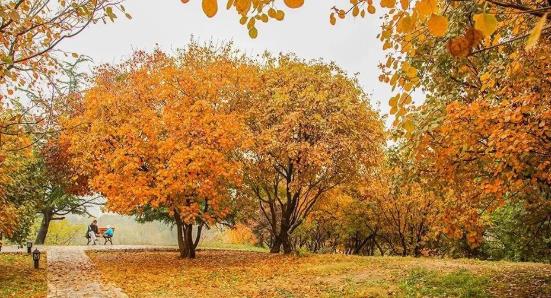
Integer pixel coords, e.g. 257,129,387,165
98,227,115,245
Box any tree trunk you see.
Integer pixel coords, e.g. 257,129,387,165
184,224,196,258
35,211,52,245
173,214,197,259
193,224,203,250
281,231,292,254
270,235,282,253
174,214,186,258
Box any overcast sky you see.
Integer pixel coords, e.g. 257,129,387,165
60,0,394,119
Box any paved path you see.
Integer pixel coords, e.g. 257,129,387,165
47,246,127,298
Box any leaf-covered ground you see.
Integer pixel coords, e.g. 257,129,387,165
0,254,47,298
88,250,551,297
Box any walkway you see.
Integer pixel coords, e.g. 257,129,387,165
46,246,127,298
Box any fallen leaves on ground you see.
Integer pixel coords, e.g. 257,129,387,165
0,254,47,298
88,250,551,297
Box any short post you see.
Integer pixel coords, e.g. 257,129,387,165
32,248,41,269
26,240,33,254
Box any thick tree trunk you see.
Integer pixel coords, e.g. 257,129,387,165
270,236,282,253
281,231,292,254
174,213,197,259
35,211,52,245
174,214,186,258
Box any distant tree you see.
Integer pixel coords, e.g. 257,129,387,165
44,220,86,245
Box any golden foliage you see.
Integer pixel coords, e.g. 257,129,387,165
242,55,385,252
413,45,551,245
225,224,257,245
63,44,258,225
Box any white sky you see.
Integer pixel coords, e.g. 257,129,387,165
60,0,393,119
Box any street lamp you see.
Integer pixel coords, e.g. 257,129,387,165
26,240,33,254
32,248,41,269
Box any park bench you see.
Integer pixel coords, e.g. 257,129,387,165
98,227,115,245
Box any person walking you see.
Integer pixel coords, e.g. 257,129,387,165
86,219,99,245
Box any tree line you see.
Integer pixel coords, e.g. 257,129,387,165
1,0,549,262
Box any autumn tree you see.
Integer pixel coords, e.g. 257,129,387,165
242,56,385,254
377,1,551,250
64,44,258,258
413,46,551,254
31,136,97,244
1,0,126,235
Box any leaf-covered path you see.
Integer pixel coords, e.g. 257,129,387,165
46,246,127,298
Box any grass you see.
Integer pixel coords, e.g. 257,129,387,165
198,242,268,252
0,254,47,298
400,268,489,297
88,250,551,298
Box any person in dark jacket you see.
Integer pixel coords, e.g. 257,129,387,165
86,219,99,245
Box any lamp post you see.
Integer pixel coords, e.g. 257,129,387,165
26,240,33,254
32,249,41,269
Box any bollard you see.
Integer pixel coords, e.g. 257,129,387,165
32,248,41,269
26,241,33,254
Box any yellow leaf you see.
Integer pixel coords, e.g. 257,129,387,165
380,0,396,9
275,10,285,21
400,93,412,105
397,15,414,33
352,6,360,17
415,0,437,19
235,0,251,14
284,0,303,9
403,119,414,133
249,27,258,38
525,13,547,50
202,0,218,18
330,13,336,25
396,107,406,117
389,95,398,107
226,0,234,9
400,0,409,10
427,14,448,37
368,5,376,14
473,13,497,37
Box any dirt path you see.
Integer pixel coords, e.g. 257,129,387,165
46,246,127,298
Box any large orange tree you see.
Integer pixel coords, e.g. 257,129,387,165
64,45,258,258
243,56,385,253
